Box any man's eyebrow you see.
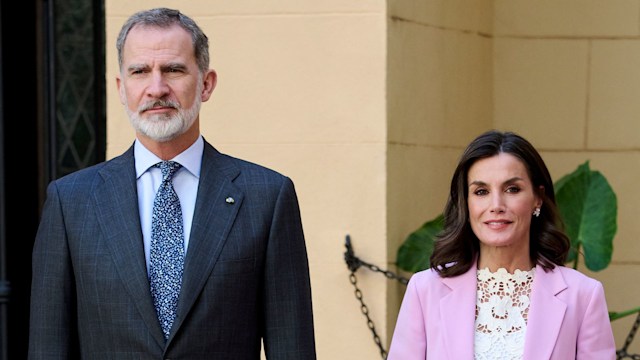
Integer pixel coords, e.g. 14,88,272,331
161,63,188,71
126,64,150,72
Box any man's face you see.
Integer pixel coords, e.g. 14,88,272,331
116,24,211,142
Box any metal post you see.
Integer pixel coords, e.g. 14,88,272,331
0,0,10,358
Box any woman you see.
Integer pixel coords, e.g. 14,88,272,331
388,130,615,359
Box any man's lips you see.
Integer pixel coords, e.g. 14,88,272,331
141,106,175,114
139,100,179,113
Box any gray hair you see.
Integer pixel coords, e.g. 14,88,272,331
116,7,210,74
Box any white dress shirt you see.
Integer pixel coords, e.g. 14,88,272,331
134,135,203,272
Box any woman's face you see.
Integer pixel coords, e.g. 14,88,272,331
467,153,542,253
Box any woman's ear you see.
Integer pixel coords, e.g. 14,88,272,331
537,185,545,208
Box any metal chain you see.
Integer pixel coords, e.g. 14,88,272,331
344,235,409,284
348,271,387,359
355,258,409,285
617,312,640,360
344,235,410,359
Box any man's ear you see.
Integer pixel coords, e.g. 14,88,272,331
201,69,217,102
116,75,126,105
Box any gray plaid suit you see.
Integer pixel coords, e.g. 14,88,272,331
29,139,316,359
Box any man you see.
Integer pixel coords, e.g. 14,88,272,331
29,7,316,359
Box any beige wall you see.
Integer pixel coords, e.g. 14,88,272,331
107,0,640,357
387,0,495,345
107,1,388,359
492,1,640,353
388,0,640,355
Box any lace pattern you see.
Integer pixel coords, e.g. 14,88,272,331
474,267,534,360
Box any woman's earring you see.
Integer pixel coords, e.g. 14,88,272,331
533,207,541,217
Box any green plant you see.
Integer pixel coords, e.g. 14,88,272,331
396,160,640,321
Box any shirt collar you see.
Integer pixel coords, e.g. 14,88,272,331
134,135,204,179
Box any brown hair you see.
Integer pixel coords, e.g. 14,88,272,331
430,130,570,277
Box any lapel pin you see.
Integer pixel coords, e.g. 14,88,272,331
225,197,235,204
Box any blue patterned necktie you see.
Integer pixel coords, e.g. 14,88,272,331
149,160,185,340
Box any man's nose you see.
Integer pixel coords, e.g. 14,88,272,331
146,73,170,98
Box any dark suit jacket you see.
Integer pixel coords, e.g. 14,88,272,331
29,140,316,359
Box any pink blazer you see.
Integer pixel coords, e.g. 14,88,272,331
388,263,616,359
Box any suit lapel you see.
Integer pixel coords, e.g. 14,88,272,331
441,266,477,360
92,147,166,347
523,266,567,360
171,142,243,338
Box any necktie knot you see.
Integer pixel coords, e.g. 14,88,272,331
156,161,182,182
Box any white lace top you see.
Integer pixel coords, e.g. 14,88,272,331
474,267,535,360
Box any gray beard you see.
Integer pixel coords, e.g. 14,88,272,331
127,97,200,142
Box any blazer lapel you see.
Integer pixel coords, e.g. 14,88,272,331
523,266,567,360
441,266,477,360
92,147,166,347
170,142,243,339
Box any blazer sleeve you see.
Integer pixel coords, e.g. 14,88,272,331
261,177,317,359
576,280,616,360
388,273,427,360
28,181,77,358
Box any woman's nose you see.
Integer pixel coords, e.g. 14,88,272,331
489,194,505,213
